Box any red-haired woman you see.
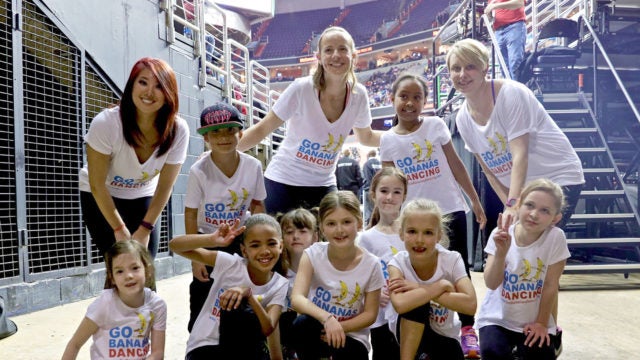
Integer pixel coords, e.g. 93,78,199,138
79,57,189,258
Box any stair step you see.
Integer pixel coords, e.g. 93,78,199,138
583,168,616,175
547,108,590,115
569,213,637,221
561,127,597,134
539,92,591,103
580,190,626,197
567,237,640,247
564,263,640,274
575,147,607,154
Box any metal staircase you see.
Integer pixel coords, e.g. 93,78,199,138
538,92,640,274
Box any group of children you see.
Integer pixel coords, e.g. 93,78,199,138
62,25,570,360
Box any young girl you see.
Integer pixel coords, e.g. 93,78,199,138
388,199,478,360
290,191,384,360
62,240,166,360
358,167,408,360
170,214,288,360
477,178,569,360
271,208,320,359
380,73,486,358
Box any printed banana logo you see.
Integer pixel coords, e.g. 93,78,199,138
347,282,362,307
488,137,499,155
323,133,335,152
135,312,146,338
335,280,349,305
412,142,423,162
496,132,508,152
241,188,249,203
140,171,149,181
226,189,238,209
520,259,532,281
257,294,264,302
533,257,545,280
424,140,433,160
390,245,399,255
332,134,345,153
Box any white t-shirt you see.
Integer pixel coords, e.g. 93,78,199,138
78,107,189,198
477,224,570,334
265,76,373,186
358,227,405,328
186,252,288,354
184,151,266,233
380,117,470,214
387,245,468,340
304,242,384,351
455,80,584,187
86,288,167,360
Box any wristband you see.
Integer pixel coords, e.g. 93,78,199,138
505,198,517,208
113,224,125,232
140,220,155,231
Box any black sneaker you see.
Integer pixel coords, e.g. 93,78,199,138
553,327,563,358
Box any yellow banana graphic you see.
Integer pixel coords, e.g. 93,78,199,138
488,137,499,154
496,132,507,152
390,246,399,255
333,134,345,153
424,140,433,160
241,188,249,203
335,280,349,304
412,142,423,161
323,133,335,151
226,189,238,209
135,312,146,337
347,282,362,307
257,295,264,303
140,171,149,181
520,259,532,281
533,257,545,280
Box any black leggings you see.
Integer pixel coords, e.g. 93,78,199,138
291,314,369,360
80,191,159,258
264,177,336,214
479,325,555,360
446,210,475,328
397,304,464,360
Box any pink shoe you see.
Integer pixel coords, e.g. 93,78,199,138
461,325,481,359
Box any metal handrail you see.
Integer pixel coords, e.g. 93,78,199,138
480,14,511,80
579,15,640,124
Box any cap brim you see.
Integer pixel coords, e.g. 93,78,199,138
197,122,243,135
0,319,17,339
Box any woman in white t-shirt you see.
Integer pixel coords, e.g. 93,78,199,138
79,57,189,258
237,27,382,214
446,39,584,230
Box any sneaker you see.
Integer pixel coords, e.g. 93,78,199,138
553,327,563,358
461,325,481,359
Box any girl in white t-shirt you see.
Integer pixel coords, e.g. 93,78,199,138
380,73,486,357
388,199,478,360
358,167,407,360
270,208,319,359
237,26,382,214
290,191,384,360
169,214,288,360
478,179,569,359
62,240,166,360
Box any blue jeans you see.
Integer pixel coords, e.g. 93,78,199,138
263,177,336,215
495,20,526,80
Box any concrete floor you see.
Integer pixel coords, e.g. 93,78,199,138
1,271,638,359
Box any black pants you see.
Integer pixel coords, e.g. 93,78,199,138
370,324,400,360
479,325,555,360
81,191,159,258
264,177,336,214
446,210,475,328
291,314,369,360
186,302,267,359
397,304,464,360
